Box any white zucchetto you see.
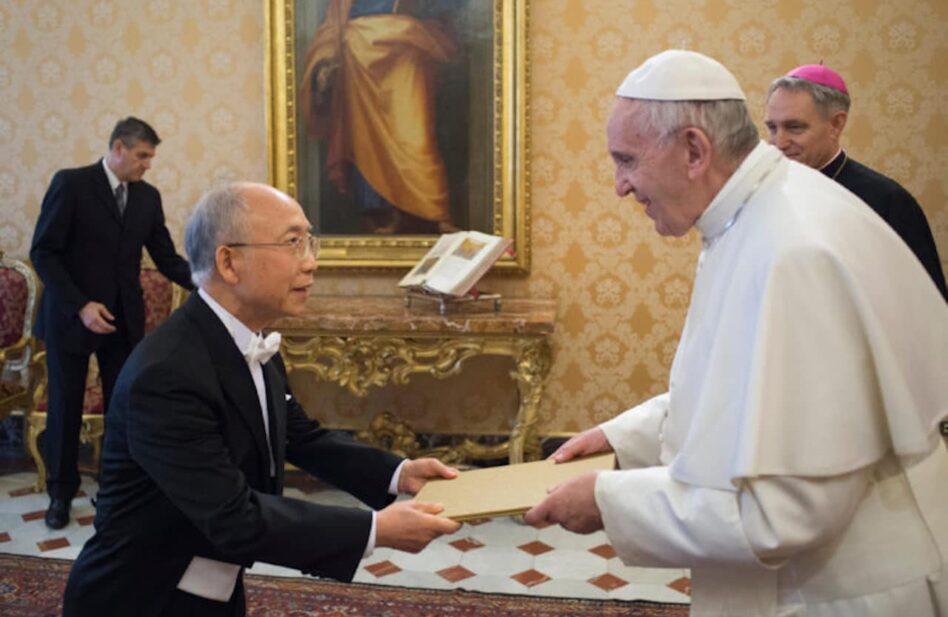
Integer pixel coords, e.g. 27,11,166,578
616,50,746,102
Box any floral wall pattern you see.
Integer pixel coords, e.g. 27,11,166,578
1,0,945,436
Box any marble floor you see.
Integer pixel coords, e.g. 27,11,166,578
0,452,691,606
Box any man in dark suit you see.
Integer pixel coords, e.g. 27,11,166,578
30,117,194,529
62,182,461,616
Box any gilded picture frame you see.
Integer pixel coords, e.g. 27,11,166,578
265,0,530,272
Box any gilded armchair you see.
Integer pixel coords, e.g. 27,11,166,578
0,249,40,422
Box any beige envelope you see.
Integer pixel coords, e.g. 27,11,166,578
415,453,617,521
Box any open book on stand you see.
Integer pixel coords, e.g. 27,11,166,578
398,231,512,297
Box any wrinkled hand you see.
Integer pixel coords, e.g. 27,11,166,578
375,500,461,553
549,427,612,463
79,301,116,334
398,458,458,495
523,470,603,534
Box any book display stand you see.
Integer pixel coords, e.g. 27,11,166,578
398,231,511,298
404,289,502,315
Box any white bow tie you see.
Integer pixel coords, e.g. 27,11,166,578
243,331,281,365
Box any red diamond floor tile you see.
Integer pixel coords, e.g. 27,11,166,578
22,509,46,522
517,540,554,556
588,572,628,591
511,568,551,588
589,543,617,559
668,576,692,596
449,537,484,552
37,537,70,552
437,565,476,583
9,486,39,497
77,515,95,526
364,560,401,578
0,532,10,543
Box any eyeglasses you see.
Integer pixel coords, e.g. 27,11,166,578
225,234,320,260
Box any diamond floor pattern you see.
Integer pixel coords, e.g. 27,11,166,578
0,470,691,604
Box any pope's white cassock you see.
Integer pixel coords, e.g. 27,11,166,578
596,142,947,616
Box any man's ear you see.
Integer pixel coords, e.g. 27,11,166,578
215,246,240,284
683,127,713,180
829,110,848,138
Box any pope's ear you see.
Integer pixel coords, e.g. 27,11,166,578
683,127,713,179
215,246,240,284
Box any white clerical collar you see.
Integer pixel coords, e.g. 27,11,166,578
818,148,844,171
101,157,123,193
696,141,783,247
197,288,256,359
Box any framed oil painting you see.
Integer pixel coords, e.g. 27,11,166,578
266,0,530,271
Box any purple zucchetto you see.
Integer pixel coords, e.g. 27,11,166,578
785,63,849,95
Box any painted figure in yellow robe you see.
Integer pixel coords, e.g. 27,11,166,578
301,0,461,234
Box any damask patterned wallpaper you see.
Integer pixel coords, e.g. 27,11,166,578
1,0,945,435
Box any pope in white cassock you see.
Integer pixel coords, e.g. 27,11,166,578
524,50,948,617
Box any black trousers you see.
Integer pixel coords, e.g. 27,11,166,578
43,332,131,500
63,572,246,617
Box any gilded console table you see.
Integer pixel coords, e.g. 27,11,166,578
273,296,555,464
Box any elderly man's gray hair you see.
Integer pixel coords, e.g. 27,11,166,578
767,76,851,118
637,99,760,162
184,184,250,287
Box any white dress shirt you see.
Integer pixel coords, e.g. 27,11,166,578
101,157,125,202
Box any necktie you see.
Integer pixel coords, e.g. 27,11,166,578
243,331,281,365
115,183,127,216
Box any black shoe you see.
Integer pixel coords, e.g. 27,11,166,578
45,498,71,530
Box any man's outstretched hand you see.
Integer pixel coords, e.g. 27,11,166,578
375,500,461,553
398,457,458,495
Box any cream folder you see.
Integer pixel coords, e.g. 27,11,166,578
415,453,617,521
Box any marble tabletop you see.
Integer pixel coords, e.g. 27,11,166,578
274,295,556,335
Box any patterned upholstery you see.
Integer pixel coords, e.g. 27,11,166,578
0,250,39,422
26,265,181,490
0,264,28,348
141,268,174,334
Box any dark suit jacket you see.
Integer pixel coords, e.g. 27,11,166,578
62,294,403,616
30,161,193,353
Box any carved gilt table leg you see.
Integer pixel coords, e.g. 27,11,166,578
506,337,552,464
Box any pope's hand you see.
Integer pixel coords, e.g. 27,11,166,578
549,427,612,463
397,457,458,495
375,500,461,553
523,470,603,534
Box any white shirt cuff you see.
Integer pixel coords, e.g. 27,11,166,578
365,459,407,558
389,459,407,495
363,511,377,558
